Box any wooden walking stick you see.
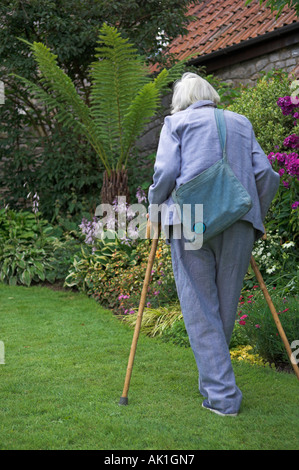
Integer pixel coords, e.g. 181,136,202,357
119,220,160,405
250,251,299,381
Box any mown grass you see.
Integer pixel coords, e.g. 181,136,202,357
0,283,298,450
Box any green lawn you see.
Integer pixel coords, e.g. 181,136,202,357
0,283,298,450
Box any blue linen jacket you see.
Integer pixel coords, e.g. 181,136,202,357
148,100,280,239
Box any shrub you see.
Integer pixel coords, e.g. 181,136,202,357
249,231,299,293
229,71,299,291
233,287,299,368
111,239,177,315
122,302,183,338
228,70,294,155
0,207,80,285
64,234,137,301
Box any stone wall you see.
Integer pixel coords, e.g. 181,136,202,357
215,43,299,87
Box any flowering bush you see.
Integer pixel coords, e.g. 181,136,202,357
266,82,299,242
232,287,299,368
110,239,177,315
229,71,295,155
249,230,298,293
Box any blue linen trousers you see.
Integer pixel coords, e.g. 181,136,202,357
170,220,255,415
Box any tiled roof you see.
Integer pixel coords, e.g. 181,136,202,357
167,0,298,61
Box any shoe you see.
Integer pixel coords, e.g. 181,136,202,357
202,399,238,417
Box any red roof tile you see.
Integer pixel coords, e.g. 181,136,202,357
166,0,298,60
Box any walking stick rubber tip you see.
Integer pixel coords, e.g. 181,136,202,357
119,396,128,406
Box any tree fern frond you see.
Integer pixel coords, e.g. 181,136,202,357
120,82,160,168
15,40,111,173
89,23,150,162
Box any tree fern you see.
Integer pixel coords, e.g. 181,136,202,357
14,39,110,173
90,24,150,168
14,24,191,189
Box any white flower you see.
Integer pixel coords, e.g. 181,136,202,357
266,266,276,274
282,241,295,249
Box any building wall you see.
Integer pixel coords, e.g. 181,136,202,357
214,43,299,87
136,43,299,158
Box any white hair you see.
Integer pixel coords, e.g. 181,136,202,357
171,72,220,114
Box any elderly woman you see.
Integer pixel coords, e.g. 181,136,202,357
148,73,279,417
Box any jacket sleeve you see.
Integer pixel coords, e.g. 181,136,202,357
251,127,280,221
148,117,181,221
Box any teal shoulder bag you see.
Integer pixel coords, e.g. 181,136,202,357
171,108,252,242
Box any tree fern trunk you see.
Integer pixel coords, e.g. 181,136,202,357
101,168,130,205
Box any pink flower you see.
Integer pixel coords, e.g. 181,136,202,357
240,314,248,320
255,324,261,328
239,320,246,326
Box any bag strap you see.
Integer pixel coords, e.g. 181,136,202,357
214,108,227,162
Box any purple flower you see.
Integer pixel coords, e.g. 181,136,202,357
267,152,275,164
278,168,285,177
283,134,299,149
276,152,286,165
136,186,147,204
79,216,100,245
285,153,299,176
32,193,40,214
282,181,289,188
292,201,299,209
277,96,299,116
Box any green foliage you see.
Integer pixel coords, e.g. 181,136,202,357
122,302,184,338
0,0,199,78
245,0,299,17
64,236,177,313
233,288,299,367
1,1,197,219
161,319,190,348
229,70,299,251
0,87,102,222
244,232,299,293
15,24,188,177
0,208,81,286
64,234,138,303
229,70,294,155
